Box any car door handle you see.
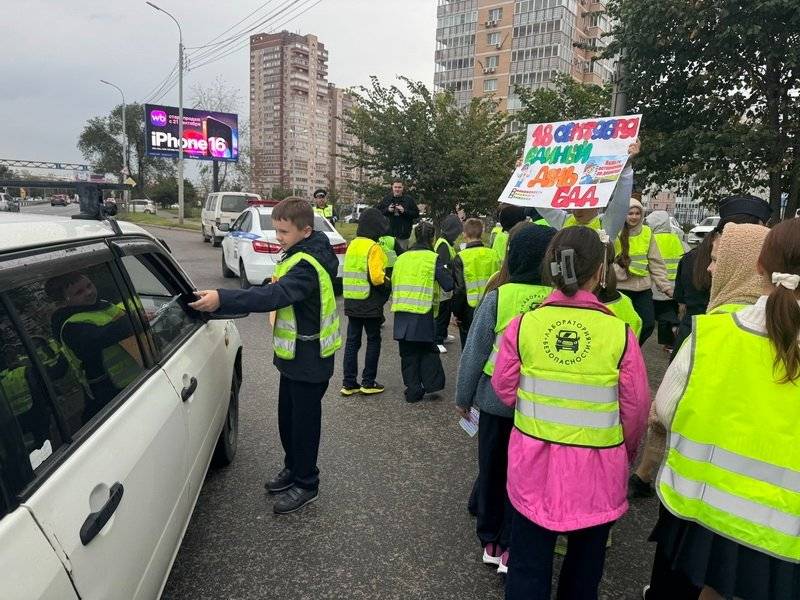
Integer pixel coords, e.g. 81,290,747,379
181,376,198,402
80,482,124,545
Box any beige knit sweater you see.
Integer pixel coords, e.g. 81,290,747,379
707,223,770,312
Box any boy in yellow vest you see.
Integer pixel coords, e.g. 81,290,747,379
341,208,391,396
191,198,342,514
433,214,463,352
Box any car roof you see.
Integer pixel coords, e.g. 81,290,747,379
0,213,155,254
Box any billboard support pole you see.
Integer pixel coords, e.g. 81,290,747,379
212,160,220,193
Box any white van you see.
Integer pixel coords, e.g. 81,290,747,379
201,192,260,246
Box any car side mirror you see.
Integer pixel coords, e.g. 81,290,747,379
217,223,230,232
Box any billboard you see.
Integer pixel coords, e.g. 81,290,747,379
144,103,239,162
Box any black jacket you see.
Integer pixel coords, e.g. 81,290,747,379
344,209,391,319
376,193,420,240
392,245,454,343
451,240,484,321
217,231,340,383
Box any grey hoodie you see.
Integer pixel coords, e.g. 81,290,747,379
646,210,679,300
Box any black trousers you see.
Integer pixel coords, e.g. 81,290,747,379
476,411,514,548
435,299,452,344
653,299,678,346
457,307,475,349
342,317,382,387
278,375,328,491
506,506,613,600
398,340,445,402
621,289,656,345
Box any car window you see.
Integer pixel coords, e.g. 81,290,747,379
231,213,247,231
5,262,145,442
240,212,253,232
121,255,199,357
0,304,62,485
221,194,249,213
259,213,331,232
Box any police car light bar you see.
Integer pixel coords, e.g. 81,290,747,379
247,198,279,206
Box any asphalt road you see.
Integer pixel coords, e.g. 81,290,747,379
23,206,667,599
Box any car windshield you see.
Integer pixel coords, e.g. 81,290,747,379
221,195,250,213
259,214,333,233
700,217,720,227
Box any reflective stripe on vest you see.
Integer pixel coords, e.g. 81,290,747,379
654,232,684,281
0,367,32,415
514,305,626,447
342,237,377,300
460,246,500,308
391,250,438,315
491,230,509,261
273,252,342,359
615,225,653,277
434,238,456,301
657,313,800,562
563,215,601,230
483,283,552,376
377,236,397,267
604,293,642,338
61,303,141,390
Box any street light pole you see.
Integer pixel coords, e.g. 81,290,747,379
146,1,184,224
100,79,128,208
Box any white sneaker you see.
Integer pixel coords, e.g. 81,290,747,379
642,585,650,599
444,334,456,344
496,549,509,574
437,344,447,354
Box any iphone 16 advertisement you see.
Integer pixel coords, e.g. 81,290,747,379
145,104,239,162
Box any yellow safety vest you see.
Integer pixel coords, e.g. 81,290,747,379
0,366,32,415
654,232,684,281
273,252,341,359
343,237,385,300
657,314,800,562
460,246,501,308
60,303,141,391
515,305,627,447
434,238,456,301
391,249,438,315
708,303,749,315
377,236,397,268
313,205,333,219
604,293,643,339
489,224,502,247
491,230,509,262
615,225,653,277
483,283,552,376
564,215,602,230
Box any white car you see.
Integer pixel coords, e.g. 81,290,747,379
687,215,720,246
0,212,242,600
221,202,346,287
201,192,261,247
128,199,157,214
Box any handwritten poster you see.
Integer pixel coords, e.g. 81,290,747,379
498,115,642,209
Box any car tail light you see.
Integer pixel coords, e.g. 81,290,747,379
332,242,347,255
252,240,282,253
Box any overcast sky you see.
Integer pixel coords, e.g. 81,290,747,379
2,0,436,169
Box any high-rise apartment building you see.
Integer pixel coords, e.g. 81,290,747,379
250,31,331,197
434,0,613,113
328,84,358,202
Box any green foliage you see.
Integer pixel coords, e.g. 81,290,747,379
269,186,301,200
77,102,173,194
514,74,612,127
0,164,14,179
341,77,518,221
604,0,800,218
149,177,198,212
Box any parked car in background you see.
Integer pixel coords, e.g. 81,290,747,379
201,192,261,247
221,199,346,288
0,211,242,600
687,216,720,246
344,203,369,224
127,199,157,214
0,193,20,212
49,194,68,207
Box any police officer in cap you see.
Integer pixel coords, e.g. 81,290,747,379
313,189,335,223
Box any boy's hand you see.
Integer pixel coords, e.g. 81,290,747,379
455,406,471,420
628,139,641,157
189,290,221,312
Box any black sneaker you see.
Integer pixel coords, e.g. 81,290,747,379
265,468,293,494
360,382,385,395
273,485,319,514
628,473,655,499
340,384,361,396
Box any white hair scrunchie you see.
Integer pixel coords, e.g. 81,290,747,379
772,272,800,291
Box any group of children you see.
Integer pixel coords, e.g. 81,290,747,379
188,185,800,600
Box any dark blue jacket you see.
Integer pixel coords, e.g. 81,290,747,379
217,231,339,382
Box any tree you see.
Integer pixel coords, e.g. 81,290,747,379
269,186,299,200
341,77,518,222
78,102,174,193
0,164,14,179
605,0,800,218
150,176,198,212
514,74,611,127
190,76,251,195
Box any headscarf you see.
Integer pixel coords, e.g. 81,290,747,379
708,223,770,312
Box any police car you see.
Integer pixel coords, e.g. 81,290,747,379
220,199,347,287
0,211,242,599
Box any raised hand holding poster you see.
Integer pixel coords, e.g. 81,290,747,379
498,115,641,209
